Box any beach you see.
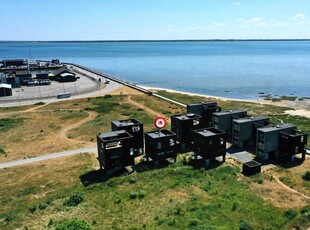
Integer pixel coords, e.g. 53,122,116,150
140,86,310,118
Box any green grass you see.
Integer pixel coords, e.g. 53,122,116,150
0,118,26,133
1,156,305,229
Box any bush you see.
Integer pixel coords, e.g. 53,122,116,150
130,192,137,199
55,218,92,230
38,202,48,210
64,192,84,207
302,171,310,181
103,94,112,99
34,102,45,105
29,205,37,213
284,209,298,219
300,205,310,214
129,177,137,184
239,219,254,230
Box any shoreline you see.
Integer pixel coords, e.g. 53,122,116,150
139,86,310,118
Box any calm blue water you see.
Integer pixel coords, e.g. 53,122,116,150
1,41,309,99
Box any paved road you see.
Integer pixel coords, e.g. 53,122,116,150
0,81,120,107
0,146,97,169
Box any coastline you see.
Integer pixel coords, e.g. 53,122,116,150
139,85,310,118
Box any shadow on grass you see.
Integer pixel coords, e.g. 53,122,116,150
79,168,130,186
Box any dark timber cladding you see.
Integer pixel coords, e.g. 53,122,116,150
232,116,270,149
97,130,135,171
171,113,202,148
256,124,297,161
279,130,307,160
111,118,144,155
187,102,221,127
193,127,226,167
242,160,261,175
213,110,247,139
144,129,177,164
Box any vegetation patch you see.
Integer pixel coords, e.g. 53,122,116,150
0,118,25,133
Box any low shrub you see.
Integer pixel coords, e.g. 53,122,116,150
302,171,310,181
55,218,92,230
284,209,298,219
64,192,84,207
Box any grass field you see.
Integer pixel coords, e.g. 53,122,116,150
0,154,309,230
0,89,309,229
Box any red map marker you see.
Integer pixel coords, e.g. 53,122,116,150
154,117,166,129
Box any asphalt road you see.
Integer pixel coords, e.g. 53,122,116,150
0,146,97,169
0,81,120,107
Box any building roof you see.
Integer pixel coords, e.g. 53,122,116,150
172,113,202,120
0,83,12,89
257,124,296,133
234,116,269,124
194,127,225,137
214,109,247,116
98,130,132,141
53,68,74,76
146,129,175,139
112,118,142,127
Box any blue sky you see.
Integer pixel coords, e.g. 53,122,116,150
1,0,310,40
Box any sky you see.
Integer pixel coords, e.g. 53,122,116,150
1,0,310,41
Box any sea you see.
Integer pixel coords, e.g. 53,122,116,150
1,40,309,100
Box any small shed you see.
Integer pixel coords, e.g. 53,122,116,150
242,160,261,175
0,83,12,97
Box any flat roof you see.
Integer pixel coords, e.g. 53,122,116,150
146,129,175,139
0,83,12,89
187,101,217,106
214,109,246,116
244,160,261,167
258,124,296,133
98,130,132,140
234,116,269,124
195,127,225,137
112,118,142,127
172,113,201,120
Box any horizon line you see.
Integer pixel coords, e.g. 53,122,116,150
1,38,310,43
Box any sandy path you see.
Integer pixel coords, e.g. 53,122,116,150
274,176,310,200
126,95,168,119
59,110,98,141
285,109,310,118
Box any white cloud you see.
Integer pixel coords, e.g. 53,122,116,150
208,22,226,30
238,17,263,23
180,26,203,32
273,22,287,26
256,23,268,27
293,13,306,20
233,2,241,5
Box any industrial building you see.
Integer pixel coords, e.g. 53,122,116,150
52,68,77,82
232,116,270,149
187,102,221,127
111,119,144,156
0,83,12,97
97,130,135,171
213,110,247,140
256,124,299,161
279,129,307,161
0,59,26,68
171,113,202,149
144,129,177,166
193,127,226,167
